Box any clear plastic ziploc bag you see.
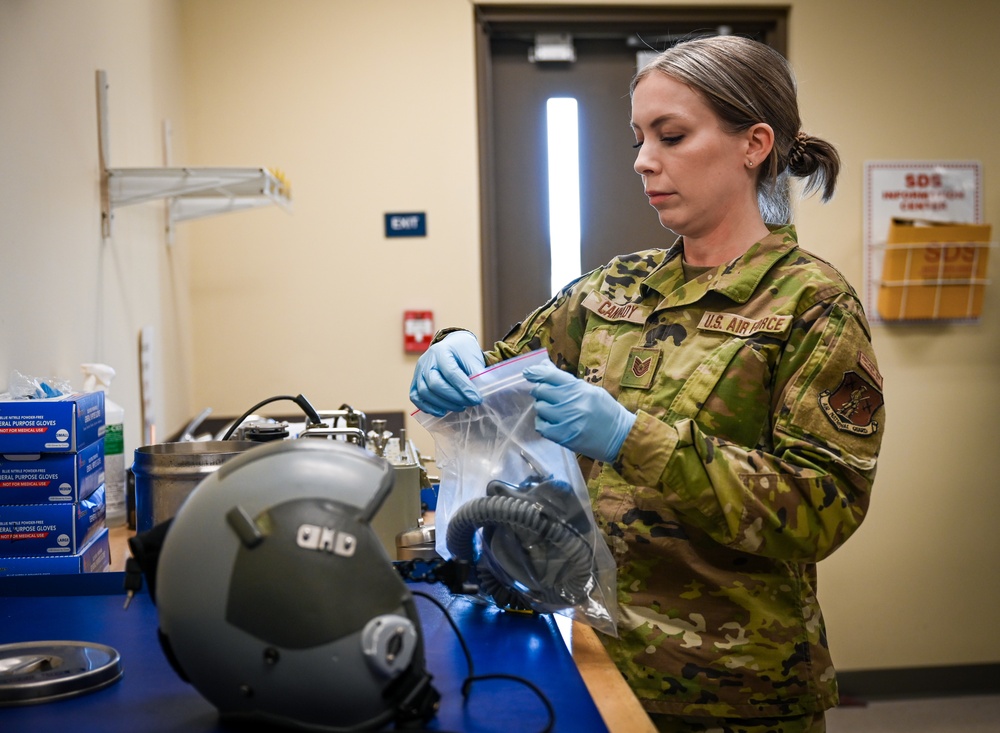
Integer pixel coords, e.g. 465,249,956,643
414,349,618,636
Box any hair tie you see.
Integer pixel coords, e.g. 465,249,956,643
788,132,810,169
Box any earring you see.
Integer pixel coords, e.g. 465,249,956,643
747,161,755,168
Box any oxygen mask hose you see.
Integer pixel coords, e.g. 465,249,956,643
445,477,593,611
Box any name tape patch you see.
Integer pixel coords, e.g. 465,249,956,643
697,312,792,337
582,292,650,324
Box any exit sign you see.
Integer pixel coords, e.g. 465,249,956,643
385,212,427,237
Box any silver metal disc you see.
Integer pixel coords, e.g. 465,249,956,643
0,641,123,706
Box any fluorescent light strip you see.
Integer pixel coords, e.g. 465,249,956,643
546,97,582,295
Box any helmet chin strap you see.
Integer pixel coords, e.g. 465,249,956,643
123,518,173,607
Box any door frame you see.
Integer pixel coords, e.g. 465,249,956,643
473,4,789,343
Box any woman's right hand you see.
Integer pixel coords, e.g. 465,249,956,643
408,330,486,416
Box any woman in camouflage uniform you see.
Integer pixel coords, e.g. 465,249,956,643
411,35,884,733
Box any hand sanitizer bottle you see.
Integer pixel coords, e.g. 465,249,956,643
82,363,127,528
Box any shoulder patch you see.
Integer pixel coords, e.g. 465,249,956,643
819,371,884,436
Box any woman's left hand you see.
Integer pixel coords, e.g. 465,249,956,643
523,360,636,463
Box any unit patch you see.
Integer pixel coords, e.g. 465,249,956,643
697,312,792,337
620,347,661,389
582,291,650,324
819,371,884,436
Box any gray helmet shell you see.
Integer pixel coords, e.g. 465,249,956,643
155,440,433,731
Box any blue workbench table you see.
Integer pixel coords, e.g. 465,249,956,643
0,573,608,732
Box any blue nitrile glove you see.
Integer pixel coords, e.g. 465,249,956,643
409,330,486,416
523,359,636,463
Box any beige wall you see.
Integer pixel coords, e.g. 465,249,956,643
3,0,998,674
0,0,194,454
178,0,482,432
785,0,1000,672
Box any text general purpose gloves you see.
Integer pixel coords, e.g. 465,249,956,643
409,330,486,417
523,359,637,463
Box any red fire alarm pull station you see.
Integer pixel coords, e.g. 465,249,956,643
403,311,434,354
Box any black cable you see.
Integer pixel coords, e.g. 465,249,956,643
411,590,556,733
461,674,555,733
220,394,322,441
411,590,475,676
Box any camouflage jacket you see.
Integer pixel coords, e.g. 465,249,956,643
483,225,885,718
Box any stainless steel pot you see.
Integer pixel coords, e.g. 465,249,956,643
132,441,260,532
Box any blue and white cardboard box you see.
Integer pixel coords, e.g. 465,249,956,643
0,438,105,505
0,485,106,557
0,526,110,576
0,391,105,453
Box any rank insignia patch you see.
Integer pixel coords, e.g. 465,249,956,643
620,347,660,389
819,371,884,436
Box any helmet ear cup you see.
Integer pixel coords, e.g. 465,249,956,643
156,629,190,683
361,614,418,677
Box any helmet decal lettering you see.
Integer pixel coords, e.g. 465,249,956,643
296,523,356,557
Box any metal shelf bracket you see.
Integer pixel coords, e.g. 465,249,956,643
96,70,291,241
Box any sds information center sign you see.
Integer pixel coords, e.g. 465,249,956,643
863,160,983,323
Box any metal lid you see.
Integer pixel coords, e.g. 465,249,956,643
0,641,123,706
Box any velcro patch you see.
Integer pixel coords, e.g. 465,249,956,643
857,351,883,390
620,347,660,389
819,371,884,436
698,312,792,337
583,291,650,324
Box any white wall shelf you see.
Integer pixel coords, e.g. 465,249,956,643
97,70,291,239
106,166,291,223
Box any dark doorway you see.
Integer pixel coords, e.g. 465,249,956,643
474,6,789,344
